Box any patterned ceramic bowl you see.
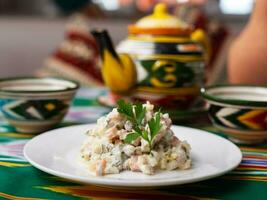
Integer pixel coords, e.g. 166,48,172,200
0,77,79,133
201,85,267,144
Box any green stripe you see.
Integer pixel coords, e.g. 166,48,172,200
0,158,27,163
230,171,267,175
242,151,267,156
72,98,100,107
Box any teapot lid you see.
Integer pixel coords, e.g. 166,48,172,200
128,3,193,36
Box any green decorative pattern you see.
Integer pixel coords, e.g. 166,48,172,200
1,99,68,120
0,88,267,200
138,60,203,87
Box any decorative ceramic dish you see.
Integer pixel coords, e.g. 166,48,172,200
201,85,267,144
24,124,242,188
0,77,79,133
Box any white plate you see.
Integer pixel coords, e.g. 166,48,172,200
23,124,242,188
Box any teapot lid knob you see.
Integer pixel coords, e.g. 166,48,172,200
128,3,193,35
154,3,168,17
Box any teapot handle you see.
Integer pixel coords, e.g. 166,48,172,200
191,29,211,63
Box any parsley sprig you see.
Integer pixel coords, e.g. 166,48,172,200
117,100,162,151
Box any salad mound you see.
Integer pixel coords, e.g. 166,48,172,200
80,100,191,176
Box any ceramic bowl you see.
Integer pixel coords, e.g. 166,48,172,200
0,77,79,133
201,85,267,144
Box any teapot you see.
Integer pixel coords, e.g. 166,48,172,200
91,3,209,109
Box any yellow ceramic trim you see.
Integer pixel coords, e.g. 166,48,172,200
133,54,205,62
150,76,177,88
238,110,266,130
135,86,200,95
128,35,191,43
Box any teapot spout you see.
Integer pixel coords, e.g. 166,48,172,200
91,29,136,93
91,30,121,63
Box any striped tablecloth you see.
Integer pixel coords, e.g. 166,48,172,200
0,88,266,200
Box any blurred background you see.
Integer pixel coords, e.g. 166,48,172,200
0,0,254,83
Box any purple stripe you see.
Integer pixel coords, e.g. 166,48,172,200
241,160,267,165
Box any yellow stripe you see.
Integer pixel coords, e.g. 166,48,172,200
128,35,191,43
0,132,34,138
236,167,267,171
133,54,204,62
135,85,200,95
224,176,267,182
237,110,266,130
0,192,46,200
240,147,267,153
0,161,30,167
39,185,215,200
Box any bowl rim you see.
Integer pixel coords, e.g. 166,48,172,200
0,76,80,94
201,84,267,108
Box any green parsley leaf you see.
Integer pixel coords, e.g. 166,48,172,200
148,111,162,140
117,99,134,119
134,102,146,124
142,130,149,141
124,132,140,143
133,124,142,134
117,99,163,152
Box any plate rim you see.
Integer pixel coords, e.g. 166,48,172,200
23,124,242,187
